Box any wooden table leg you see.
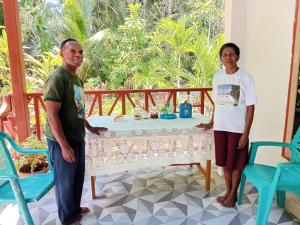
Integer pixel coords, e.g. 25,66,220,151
205,160,211,191
172,161,212,191
91,176,96,199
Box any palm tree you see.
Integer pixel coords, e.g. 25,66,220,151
155,16,197,87
183,33,224,87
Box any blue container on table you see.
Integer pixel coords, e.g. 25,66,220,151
179,101,192,118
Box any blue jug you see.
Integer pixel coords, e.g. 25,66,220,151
179,101,192,118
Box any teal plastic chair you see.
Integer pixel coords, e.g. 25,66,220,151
238,127,300,225
0,131,54,225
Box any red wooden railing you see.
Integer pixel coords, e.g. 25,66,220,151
0,88,213,140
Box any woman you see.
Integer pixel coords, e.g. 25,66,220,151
197,42,257,208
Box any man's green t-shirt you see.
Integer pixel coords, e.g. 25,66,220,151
44,67,86,144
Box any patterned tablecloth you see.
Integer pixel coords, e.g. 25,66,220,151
85,113,214,176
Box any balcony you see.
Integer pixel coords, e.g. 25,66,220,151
0,87,213,140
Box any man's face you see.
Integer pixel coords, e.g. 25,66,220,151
60,41,83,68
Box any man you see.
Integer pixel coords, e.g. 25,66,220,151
44,38,107,225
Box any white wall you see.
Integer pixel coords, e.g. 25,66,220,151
225,0,296,165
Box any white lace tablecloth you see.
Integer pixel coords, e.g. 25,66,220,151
85,114,214,176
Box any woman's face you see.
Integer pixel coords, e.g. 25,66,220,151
220,47,239,69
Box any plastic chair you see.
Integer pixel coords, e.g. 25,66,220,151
238,127,300,225
0,131,54,225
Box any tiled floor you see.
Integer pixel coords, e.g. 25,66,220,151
0,166,299,225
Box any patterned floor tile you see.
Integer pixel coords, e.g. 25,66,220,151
0,166,299,225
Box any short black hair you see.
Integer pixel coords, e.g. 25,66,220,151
60,38,78,50
219,42,240,57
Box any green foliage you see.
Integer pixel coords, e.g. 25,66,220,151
154,16,197,87
15,135,48,173
19,1,60,54
0,0,224,97
19,134,47,149
184,33,224,87
187,0,224,40
25,49,62,91
0,27,11,97
63,0,88,42
81,4,152,89
90,0,127,31
0,2,4,27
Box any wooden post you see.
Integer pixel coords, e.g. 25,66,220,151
91,176,96,199
2,0,30,141
205,160,211,191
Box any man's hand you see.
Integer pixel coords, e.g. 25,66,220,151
61,145,76,163
237,133,249,149
196,121,213,130
88,126,108,135
85,119,108,135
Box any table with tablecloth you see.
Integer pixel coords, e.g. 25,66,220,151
85,113,214,199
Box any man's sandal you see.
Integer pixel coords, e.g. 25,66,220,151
80,207,91,214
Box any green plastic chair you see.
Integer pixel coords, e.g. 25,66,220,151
238,127,300,225
0,131,54,225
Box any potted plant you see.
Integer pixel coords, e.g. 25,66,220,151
14,135,49,177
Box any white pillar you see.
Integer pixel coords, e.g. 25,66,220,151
224,0,247,66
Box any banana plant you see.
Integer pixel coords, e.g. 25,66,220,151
24,49,62,91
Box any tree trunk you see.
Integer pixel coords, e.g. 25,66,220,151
166,0,173,16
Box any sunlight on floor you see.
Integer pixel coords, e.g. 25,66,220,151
0,204,20,225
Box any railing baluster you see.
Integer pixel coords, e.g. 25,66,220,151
126,93,136,108
173,91,177,113
204,91,214,106
121,93,126,115
33,96,42,140
149,93,156,106
108,94,121,115
200,91,205,114
145,92,149,112
38,96,46,112
166,92,172,106
97,93,103,116
88,94,97,117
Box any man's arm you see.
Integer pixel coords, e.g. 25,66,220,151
46,101,76,163
238,105,255,149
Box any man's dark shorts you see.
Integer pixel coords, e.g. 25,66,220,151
214,130,249,170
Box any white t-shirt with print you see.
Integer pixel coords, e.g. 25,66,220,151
212,68,257,133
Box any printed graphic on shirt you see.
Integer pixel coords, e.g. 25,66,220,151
73,85,85,119
216,84,240,106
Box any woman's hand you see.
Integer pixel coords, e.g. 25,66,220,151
196,121,213,130
237,133,249,149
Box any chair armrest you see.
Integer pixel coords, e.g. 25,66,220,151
248,141,291,164
251,141,290,148
277,162,300,171
15,148,48,155
0,132,53,171
0,175,18,180
1,131,48,154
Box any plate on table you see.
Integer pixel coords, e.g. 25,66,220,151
160,114,177,119
113,115,127,122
